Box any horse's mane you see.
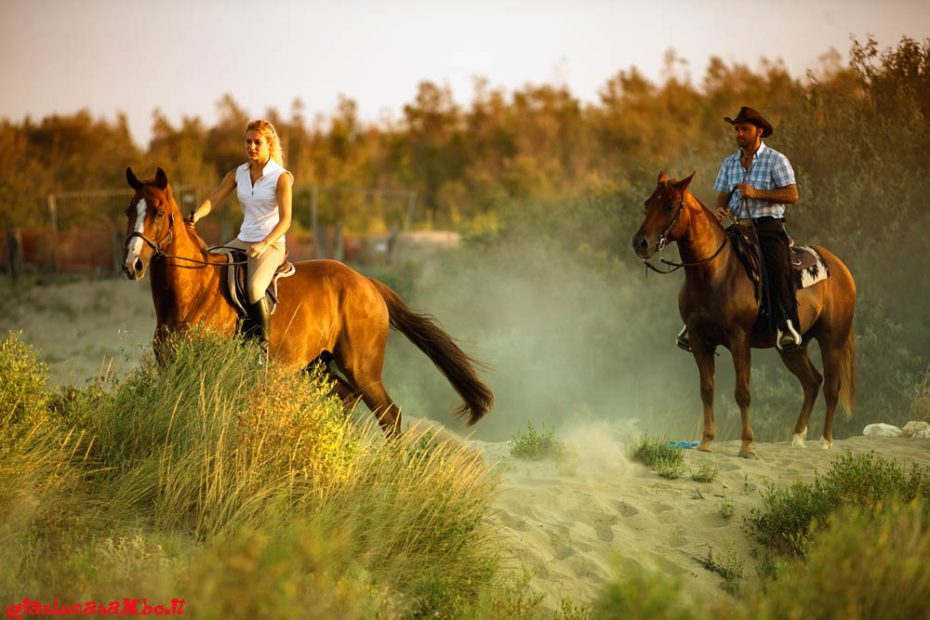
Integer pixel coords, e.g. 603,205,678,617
162,184,219,260
687,190,726,233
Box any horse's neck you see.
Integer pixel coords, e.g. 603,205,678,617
677,196,733,283
150,221,221,321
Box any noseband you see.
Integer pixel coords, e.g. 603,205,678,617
125,212,175,260
643,194,729,275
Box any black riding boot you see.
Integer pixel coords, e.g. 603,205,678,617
244,297,271,357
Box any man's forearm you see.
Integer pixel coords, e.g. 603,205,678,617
749,184,798,204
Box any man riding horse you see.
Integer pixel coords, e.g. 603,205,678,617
677,106,803,352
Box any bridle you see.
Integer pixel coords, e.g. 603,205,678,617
125,211,175,260
643,193,729,275
124,198,248,268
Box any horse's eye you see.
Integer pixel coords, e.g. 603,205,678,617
154,211,164,219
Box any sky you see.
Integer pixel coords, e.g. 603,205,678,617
2,0,929,147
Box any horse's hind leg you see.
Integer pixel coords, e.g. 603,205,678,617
818,338,843,449
335,343,402,437
777,345,823,447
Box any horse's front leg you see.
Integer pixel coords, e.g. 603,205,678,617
729,333,756,458
692,341,717,452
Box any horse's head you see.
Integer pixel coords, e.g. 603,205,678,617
123,167,178,280
631,171,695,259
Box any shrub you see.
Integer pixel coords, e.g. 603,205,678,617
509,421,566,461
0,331,49,429
691,462,719,483
627,436,685,479
746,451,930,558
751,500,930,620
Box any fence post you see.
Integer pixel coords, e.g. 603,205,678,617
311,186,326,258
404,191,417,231
7,226,23,284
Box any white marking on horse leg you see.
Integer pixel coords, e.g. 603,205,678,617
792,432,807,448
125,198,147,268
820,436,833,450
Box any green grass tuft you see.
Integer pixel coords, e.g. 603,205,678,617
691,462,719,483
627,436,685,479
509,421,566,461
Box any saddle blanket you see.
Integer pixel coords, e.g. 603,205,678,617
791,244,830,290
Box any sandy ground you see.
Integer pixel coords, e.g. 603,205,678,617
0,276,155,385
473,430,930,609
3,277,930,609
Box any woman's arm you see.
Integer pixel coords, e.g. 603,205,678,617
248,172,293,258
189,169,237,224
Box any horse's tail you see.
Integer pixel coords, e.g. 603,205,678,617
838,322,856,416
368,278,493,425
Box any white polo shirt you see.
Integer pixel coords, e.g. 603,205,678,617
235,159,289,243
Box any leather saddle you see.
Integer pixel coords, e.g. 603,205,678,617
220,249,296,318
727,223,831,303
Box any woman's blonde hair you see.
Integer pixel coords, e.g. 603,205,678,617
246,119,284,165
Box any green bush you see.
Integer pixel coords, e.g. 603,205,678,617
627,436,685,479
509,421,566,461
0,331,49,429
751,500,930,620
746,451,930,558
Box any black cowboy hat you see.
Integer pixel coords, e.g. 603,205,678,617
724,106,773,137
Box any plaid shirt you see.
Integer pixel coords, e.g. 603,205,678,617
713,141,796,219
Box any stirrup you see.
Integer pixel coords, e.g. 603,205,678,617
676,325,692,352
776,320,802,350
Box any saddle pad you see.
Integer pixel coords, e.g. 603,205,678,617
791,245,830,290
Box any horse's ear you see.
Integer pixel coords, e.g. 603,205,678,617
657,171,669,185
676,171,696,191
154,167,169,190
126,167,144,191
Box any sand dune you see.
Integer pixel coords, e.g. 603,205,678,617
5,277,930,609
475,433,930,608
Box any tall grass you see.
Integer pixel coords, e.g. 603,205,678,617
0,330,501,616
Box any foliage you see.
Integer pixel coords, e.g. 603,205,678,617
593,560,702,620
749,500,930,620
1,331,504,616
746,451,930,558
509,421,566,461
0,331,49,428
627,436,685,479
691,462,719,483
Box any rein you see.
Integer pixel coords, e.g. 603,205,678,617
124,214,249,268
642,195,729,275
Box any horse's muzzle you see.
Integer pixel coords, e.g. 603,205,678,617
122,251,146,280
631,232,653,259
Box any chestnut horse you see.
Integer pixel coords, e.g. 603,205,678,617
632,172,856,457
122,167,493,434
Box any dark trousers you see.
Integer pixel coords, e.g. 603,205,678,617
754,218,799,331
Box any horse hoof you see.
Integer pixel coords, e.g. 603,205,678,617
792,433,806,448
820,437,833,450
697,442,714,453
738,449,758,459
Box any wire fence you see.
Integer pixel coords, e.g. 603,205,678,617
2,185,422,277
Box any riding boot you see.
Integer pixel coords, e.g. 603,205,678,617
244,297,271,359
676,324,692,352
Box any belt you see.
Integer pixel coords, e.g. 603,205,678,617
734,216,783,225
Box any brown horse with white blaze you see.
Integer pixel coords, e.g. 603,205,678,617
122,167,493,435
632,172,856,457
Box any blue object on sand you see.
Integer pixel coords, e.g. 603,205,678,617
668,441,700,449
